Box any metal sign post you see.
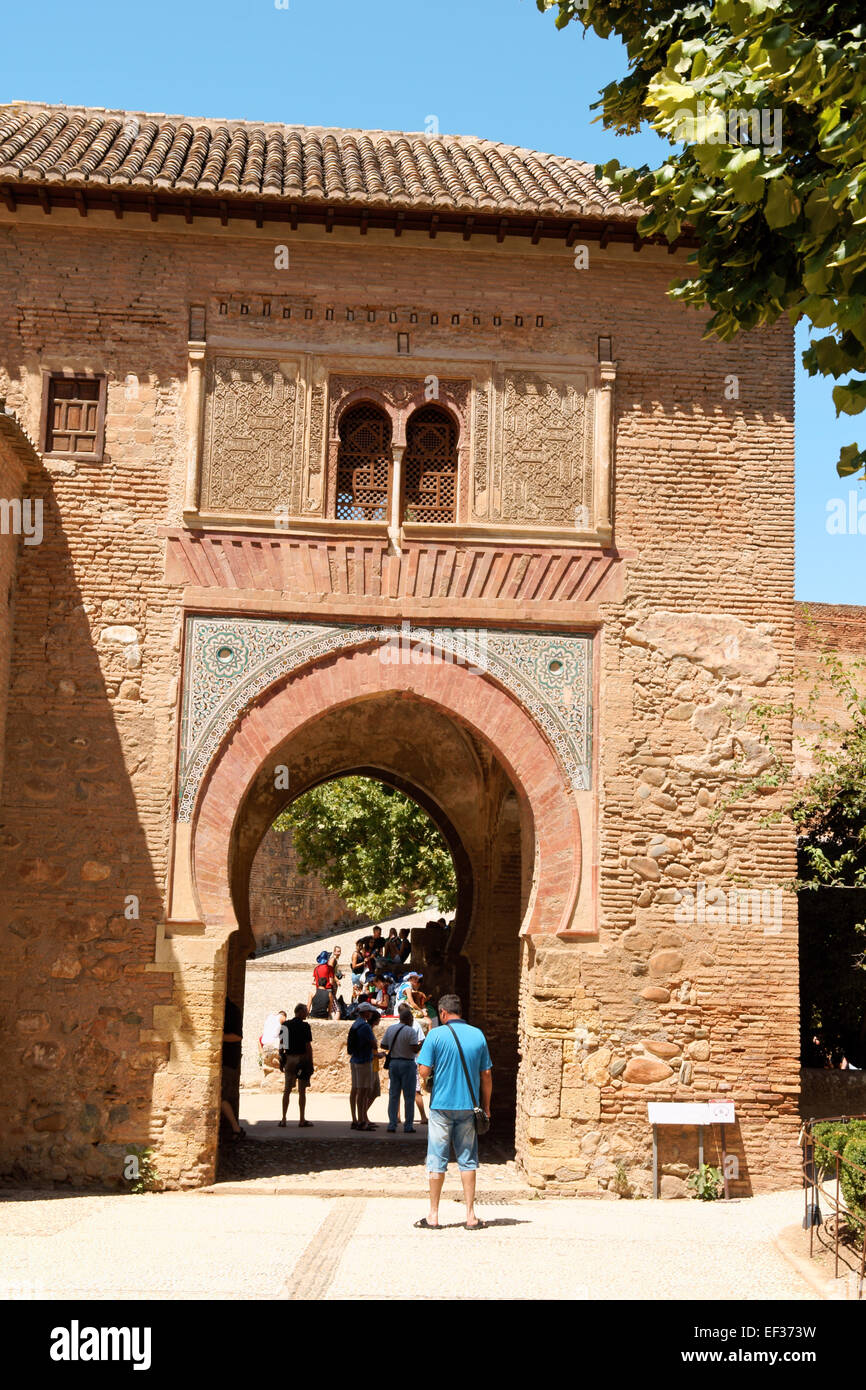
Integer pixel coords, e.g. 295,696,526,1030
648,1101,736,1197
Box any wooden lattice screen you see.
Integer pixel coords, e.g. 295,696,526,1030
402,405,458,524
335,404,392,521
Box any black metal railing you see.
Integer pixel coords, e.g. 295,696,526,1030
801,1113,866,1299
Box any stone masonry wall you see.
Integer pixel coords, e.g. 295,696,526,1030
248,825,363,952
0,205,798,1191
515,312,799,1193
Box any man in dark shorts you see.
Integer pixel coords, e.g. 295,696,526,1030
221,997,245,1140
347,1002,379,1130
279,1003,314,1128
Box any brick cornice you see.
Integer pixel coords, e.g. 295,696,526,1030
163,527,627,615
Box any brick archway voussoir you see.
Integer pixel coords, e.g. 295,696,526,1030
192,646,581,935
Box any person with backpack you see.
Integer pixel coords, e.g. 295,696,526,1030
415,994,492,1231
311,948,335,992
347,1002,380,1130
381,1004,425,1133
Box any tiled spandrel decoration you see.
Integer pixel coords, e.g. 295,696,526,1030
178,617,592,820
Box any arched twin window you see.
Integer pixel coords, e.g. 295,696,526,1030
335,402,458,524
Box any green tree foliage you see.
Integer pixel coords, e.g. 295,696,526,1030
538,0,866,476
273,777,456,920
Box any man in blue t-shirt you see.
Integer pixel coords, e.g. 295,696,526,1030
415,993,492,1231
347,1002,380,1130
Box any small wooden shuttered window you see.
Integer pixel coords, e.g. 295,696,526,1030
42,374,107,458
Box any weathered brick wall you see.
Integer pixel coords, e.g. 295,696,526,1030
0,205,800,1193
514,290,799,1194
0,221,185,1185
794,602,866,779
0,435,24,797
248,825,363,951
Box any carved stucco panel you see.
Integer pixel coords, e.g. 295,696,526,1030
201,356,300,514
485,369,594,527
471,379,492,519
304,369,327,513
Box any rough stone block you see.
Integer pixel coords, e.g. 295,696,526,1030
648,950,684,977
528,998,574,1031
561,1085,601,1120
643,1040,681,1059
533,947,581,995
623,1058,675,1085
524,1036,563,1117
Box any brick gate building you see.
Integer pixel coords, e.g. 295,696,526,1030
0,103,799,1193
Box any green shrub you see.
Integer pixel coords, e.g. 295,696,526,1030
686,1164,722,1201
812,1121,852,1173
845,1120,866,1147
811,1119,866,1206
840,1138,866,1235
123,1146,161,1194
613,1161,633,1198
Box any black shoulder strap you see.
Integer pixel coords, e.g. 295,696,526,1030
387,1023,408,1055
445,1022,478,1109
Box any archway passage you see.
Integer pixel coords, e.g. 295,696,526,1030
221,697,524,1157
186,641,583,1183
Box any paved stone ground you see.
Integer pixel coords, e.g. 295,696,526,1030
0,1187,819,1301
218,1091,525,1196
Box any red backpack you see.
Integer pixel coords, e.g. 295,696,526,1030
313,962,331,988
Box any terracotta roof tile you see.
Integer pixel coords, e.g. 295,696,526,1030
0,102,641,222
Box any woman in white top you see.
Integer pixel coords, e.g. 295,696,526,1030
259,1010,286,1080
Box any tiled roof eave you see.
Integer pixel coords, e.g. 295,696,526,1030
0,169,645,225
0,103,651,224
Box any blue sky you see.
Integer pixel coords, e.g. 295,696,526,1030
2,0,862,603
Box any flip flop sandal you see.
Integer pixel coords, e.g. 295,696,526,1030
414,1218,442,1230
277,1120,286,1128
362,1123,378,1130
298,1121,314,1127
464,1220,487,1230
